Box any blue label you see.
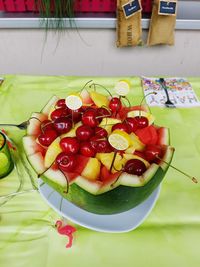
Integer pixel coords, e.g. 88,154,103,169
122,0,142,18
159,1,177,15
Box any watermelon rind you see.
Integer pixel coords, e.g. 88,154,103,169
41,95,59,115
29,145,174,215
41,168,68,193
57,165,169,214
27,152,46,174
27,112,47,136
159,146,175,171
157,127,170,146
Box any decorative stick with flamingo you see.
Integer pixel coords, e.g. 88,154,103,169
55,220,77,248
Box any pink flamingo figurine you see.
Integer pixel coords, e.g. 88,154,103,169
55,220,77,248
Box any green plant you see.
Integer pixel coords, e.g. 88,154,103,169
36,0,75,30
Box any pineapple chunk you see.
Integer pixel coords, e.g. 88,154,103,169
129,133,145,151
61,122,82,138
99,118,121,135
90,91,109,107
81,158,101,180
44,137,62,168
96,152,126,173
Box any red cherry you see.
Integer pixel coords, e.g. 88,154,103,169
144,144,163,163
96,107,111,122
53,117,72,134
70,108,82,123
56,152,76,172
96,140,113,153
124,159,147,176
82,109,98,128
109,97,122,113
50,108,69,121
134,116,149,129
80,142,96,157
56,99,66,108
60,137,79,155
89,136,99,150
125,117,138,132
95,127,108,138
112,122,131,133
41,120,55,132
76,125,94,141
38,129,58,147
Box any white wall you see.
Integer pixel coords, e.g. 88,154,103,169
0,28,200,76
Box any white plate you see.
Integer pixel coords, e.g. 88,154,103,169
39,180,161,233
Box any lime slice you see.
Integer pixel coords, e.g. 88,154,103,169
0,153,9,172
65,95,83,110
114,80,130,96
108,130,131,151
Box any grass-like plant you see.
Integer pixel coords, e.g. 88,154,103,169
36,0,75,30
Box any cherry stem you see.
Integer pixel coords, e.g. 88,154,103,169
114,98,122,118
89,83,113,98
30,116,42,122
122,96,131,108
58,167,69,194
38,161,55,178
100,123,117,127
101,105,112,115
79,80,93,93
139,92,157,117
109,150,118,173
40,120,52,133
156,156,198,184
96,114,111,119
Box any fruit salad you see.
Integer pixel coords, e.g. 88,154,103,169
23,81,174,214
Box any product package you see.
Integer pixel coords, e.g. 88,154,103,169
116,0,143,47
147,0,177,46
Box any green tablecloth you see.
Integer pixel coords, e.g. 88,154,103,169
1,75,200,267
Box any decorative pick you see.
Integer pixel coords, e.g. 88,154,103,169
65,95,83,127
114,80,130,96
108,130,130,172
157,156,198,184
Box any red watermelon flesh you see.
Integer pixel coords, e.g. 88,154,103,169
100,166,121,185
134,150,147,160
62,155,90,183
136,125,158,145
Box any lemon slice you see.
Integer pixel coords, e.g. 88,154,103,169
65,95,82,110
108,130,131,151
114,80,130,96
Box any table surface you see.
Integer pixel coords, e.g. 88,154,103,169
0,75,200,267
